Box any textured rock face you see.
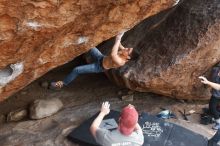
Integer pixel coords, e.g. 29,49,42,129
100,0,220,99
0,0,177,101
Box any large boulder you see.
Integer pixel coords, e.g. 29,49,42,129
100,0,220,99
0,0,177,101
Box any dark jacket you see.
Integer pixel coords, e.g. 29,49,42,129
211,67,220,98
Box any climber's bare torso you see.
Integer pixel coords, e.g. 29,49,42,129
102,54,126,69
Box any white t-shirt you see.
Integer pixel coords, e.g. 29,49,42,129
95,128,144,146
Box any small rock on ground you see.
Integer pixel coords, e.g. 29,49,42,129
7,109,27,122
30,98,63,120
0,114,6,124
121,94,134,102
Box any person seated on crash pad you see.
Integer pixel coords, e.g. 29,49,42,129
90,102,144,146
199,71,220,130
50,31,133,89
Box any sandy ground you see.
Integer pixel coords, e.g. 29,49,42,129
0,59,217,142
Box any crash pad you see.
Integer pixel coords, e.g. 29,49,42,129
68,110,208,146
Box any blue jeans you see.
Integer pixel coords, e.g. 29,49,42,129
63,47,105,85
209,96,220,119
210,129,220,143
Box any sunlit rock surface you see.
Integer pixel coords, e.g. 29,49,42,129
100,0,220,99
0,0,177,101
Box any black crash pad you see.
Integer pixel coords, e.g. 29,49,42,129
68,110,209,146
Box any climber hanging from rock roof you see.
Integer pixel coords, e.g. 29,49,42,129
50,32,134,89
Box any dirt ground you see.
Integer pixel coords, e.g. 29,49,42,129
0,59,216,141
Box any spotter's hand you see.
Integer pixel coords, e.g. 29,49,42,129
100,101,110,116
199,76,209,84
